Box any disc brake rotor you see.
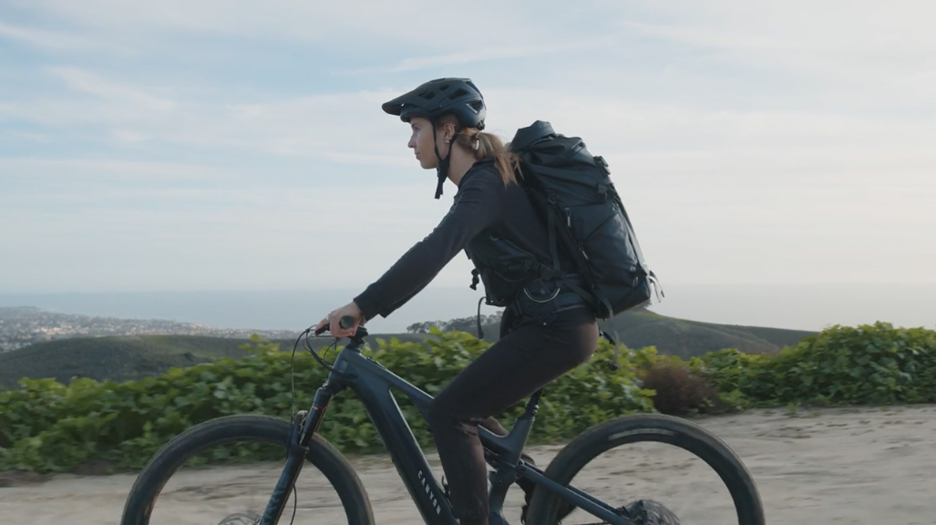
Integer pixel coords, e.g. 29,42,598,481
217,512,261,525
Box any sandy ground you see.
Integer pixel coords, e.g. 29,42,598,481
2,405,935,524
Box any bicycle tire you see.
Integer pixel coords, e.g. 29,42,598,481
523,414,765,525
121,415,375,525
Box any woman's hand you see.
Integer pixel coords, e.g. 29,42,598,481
314,301,365,338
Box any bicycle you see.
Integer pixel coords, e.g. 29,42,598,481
121,317,765,525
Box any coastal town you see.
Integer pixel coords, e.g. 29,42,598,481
0,306,297,352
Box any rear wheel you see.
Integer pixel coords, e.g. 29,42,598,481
523,414,764,524
121,415,374,525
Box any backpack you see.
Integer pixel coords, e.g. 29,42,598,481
508,120,661,319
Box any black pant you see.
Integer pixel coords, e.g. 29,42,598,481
427,305,598,525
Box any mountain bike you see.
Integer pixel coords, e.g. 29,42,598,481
121,317,765,525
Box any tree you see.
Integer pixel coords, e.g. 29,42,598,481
405,311,504,335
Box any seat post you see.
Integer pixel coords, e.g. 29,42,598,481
523,388,543,417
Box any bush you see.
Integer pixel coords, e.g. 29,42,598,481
0,330,654,473
745,322,936,405
639,361,717,416
687,323,936,407
3,321,935,474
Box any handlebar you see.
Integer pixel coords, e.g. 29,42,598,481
314,315,361,337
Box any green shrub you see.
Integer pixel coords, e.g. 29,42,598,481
0,330,653,473
688,322,936,406
4,321,934,474
745,322,936,405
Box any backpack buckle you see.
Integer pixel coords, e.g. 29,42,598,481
594,155,610,174
597,183,609,202
523,259,555,280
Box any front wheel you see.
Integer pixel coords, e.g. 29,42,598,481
121,415,375,525
524,414,765,525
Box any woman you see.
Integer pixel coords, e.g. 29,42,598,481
316,77,597,525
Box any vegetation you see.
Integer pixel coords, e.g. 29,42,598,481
0,321,933,475
407,313,503,335
638,361,717,416
0,331,652,473
0,312,812,391
690,322,936,406
0,335,250,390
0,332,434,390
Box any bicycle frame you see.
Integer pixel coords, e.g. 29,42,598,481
260,333,632,525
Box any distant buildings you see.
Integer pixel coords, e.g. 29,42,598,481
0,307,297,352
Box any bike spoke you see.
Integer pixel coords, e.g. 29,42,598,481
550,441,733,524
146,441,348,525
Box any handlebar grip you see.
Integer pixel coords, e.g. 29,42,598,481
314,315,358,336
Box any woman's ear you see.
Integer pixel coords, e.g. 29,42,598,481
442,121,457,143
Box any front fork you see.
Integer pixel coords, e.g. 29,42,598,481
259,382,340,525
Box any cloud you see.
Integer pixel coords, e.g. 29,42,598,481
49,67,176,111
8,0,547,47
368,36,616,73
7,67,935,182
486,87,936,158
0,20,96,51
623,1,936,51
3,0,935,292
0,155,458,291
617,1,936,108
3,68,410,161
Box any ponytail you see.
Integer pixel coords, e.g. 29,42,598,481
437,115,519,186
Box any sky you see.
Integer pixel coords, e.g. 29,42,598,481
1,1,935,329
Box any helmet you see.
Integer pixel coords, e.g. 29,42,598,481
382,78,486,130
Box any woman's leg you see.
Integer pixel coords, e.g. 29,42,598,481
427,308,598,525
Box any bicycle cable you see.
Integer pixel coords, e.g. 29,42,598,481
289,327,315,417
285,327,336,525
301,330,354,378
287,484,298,525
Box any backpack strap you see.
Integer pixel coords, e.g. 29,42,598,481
545,195,562,277
544,202,613,318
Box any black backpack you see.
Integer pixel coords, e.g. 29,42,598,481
509,120,661,319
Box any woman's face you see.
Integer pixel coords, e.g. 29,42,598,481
408,117,443,169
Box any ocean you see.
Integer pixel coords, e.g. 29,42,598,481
1,283,934,334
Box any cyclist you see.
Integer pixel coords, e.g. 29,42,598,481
316,78,597,525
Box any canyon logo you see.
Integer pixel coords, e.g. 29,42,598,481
418,469,442,515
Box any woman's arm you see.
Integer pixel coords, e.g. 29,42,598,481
354,166,505,320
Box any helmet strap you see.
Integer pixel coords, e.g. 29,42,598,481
431,124,452,199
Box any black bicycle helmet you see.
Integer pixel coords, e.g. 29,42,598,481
382,77,486,130
383,78,487,199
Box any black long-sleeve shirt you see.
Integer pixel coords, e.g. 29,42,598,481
354,159,560,320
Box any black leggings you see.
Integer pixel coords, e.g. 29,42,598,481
427,306,598,525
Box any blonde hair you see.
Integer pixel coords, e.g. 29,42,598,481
437,115,519,185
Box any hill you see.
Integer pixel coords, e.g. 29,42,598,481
0,332,432,389
0,335,248,389
602,309,815,358
474,308,815,358
0,310,815,389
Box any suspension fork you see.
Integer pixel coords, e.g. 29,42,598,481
259,382,341,525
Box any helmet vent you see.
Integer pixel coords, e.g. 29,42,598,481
419,91,436,100
449,88,468,99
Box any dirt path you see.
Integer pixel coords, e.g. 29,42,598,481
2,405,935,524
